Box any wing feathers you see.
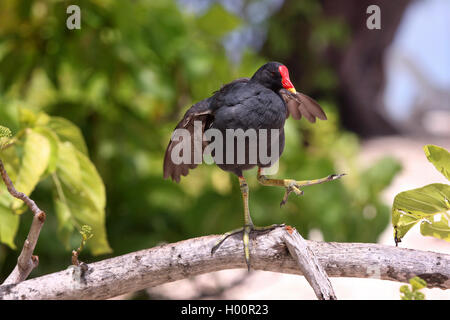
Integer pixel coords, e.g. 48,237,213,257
280,89,327,123
163,99,213,183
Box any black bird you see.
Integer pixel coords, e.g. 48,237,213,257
164,62,344,270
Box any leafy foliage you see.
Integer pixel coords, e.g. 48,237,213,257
392,145,450,243
424,145,450,181
0,204,19,249
0,126,12,149
74,225,94,260
400,276,427,300
0,110,111,255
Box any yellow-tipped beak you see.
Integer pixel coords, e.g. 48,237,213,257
288,87,297,93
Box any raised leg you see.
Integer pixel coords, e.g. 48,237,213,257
257,168,345,206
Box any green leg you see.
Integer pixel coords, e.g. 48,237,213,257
211,176,283,271
257,168,345,206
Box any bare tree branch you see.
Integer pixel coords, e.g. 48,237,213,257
0,226,448,300
0,159,46,285
283,226,336,300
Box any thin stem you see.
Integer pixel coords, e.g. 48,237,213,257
0,159,46,285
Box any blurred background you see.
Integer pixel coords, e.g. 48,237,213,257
0,0,449,299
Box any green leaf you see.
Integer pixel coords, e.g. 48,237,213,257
55,142,82,189
400,277,427,300
393,183,450,215
409,276,427,290
54,142,111,255
414,292,425,300
19,108,37,128
11,129,51,211
196,4,241,37
47,117,88,155
76,148,106,210
399,285,411,299
33,126,59,174
0,147,19,208
53,194,75,247
80,225,93,241
35,112,51,127
424,145,450,181
393,212,419,243
420,214,450,241
0,125,12,149
0,126,12,138
0,204,19,249
392,183,450,242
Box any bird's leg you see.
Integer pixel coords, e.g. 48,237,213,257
239,176,253,270
211,176,283,271
211,176,253,269
257,168,345,207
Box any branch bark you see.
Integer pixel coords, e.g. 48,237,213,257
0,159,46,285
282,226,336,299
0,227,448,300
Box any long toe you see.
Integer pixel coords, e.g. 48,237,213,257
243,225,252,272
211,227,245,256
212,224,285,272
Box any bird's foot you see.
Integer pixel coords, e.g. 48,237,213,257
280,180,304,207
211,223,285,271
279,173,346,207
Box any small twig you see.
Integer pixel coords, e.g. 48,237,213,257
72,225,93,266
282,225,336,300
0,159,46,285
72,250,80,266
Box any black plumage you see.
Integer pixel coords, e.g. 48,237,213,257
163,61,326,181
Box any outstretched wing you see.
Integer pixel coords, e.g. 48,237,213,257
279,89,327,123
163,98,213,183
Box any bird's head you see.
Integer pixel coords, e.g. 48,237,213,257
251,61,297,93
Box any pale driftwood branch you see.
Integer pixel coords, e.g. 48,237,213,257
282,226,336,300
0,159,46,285
0,226,448,300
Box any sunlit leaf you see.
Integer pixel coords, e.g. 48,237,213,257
400,277,427,300
19,108,37,129
54,142,111,255
420,214,450,242
33,126,59,174
392,183,450,242
11,129,50,211
0,146,19,208
0,125,11,137
409,276,427,291
47,117,88,155
53,192,75,247
35,112,51,127
76,147,106,211
424,145,450,181
57,140,82,187
0,204,19,249
0,125,12,149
